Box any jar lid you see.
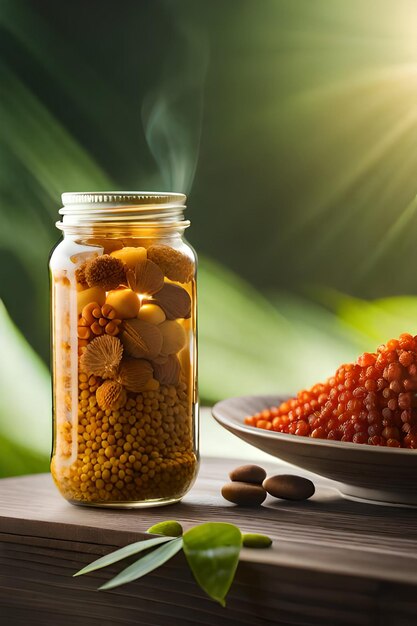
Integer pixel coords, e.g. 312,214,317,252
61,191,186,207
58,191,188,228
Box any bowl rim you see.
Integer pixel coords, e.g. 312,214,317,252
212,394,417,456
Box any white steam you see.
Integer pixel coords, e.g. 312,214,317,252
142,23,209,195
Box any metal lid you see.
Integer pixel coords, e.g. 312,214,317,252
61,191,186,207
58,191,188,229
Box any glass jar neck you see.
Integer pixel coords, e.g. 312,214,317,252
57,191,189,236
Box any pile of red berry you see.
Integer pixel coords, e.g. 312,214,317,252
245,333,417,448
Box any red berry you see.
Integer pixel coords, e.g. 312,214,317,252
382,426,400,440
244,334,417,448
353,432,367,444
399,351,413,367
368,435,384,446
386,438,401,447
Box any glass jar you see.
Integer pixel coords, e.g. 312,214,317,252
50,192,198,507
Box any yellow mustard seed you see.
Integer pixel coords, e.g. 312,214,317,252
52,372,196,504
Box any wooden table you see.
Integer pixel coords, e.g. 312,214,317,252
0,458,416,626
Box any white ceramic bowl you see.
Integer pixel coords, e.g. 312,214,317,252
212,394,417,506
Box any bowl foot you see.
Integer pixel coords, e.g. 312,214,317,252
338,484,417,508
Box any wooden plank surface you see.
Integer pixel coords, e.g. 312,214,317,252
1,458,417,625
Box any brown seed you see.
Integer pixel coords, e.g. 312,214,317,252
127,259,164,295
118,358,154,392
263,475,315,501
148,283,191,320
229,464,266,485
121,319,163,359
221,482,266,507
152,355,181,386
147,244,194,284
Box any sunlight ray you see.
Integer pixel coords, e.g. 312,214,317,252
356,195,417,278
284,103,417,240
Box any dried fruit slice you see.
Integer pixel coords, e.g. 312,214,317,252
110,247,147,270
148,283,191,320
245,332,417,448
121,319,163,359
118,357,154,392
79,335,123,379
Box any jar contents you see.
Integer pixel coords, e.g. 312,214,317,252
51,243,197,505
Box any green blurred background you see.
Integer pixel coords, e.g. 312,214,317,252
2,0,417,476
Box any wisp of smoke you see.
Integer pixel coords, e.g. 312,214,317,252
142,21,209,195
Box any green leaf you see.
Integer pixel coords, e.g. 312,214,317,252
0,433,48,478
242,533,272,549
0,300,51,460
146,520,183,537
0,61,110,196
321,289,417,347
99,537,183,591
198,259,360,403
74,535,173,577
182,522,242,607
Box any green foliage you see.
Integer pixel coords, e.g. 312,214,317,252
146,520,184,537
0,435,47,478
182,522,242,606
323,290,417,346
0,301,49,476
98,537,183,591
75,520,244,606
199,261,362,402
74,536,173,578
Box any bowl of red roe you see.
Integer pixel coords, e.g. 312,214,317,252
212,333,417,506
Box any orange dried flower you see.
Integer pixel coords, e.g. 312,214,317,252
78,302,122,339
79,335,123,379
85,255,126,290
96,380,127,411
